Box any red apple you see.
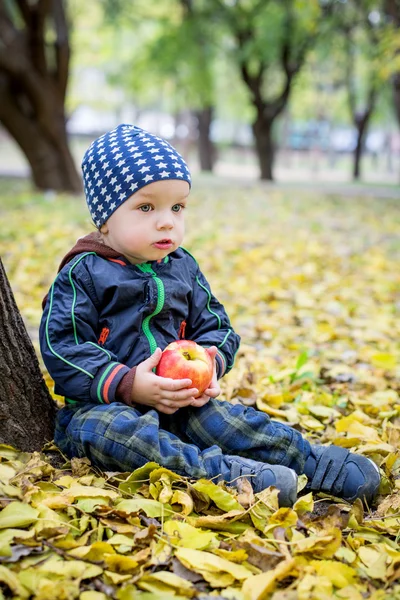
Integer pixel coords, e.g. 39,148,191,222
156,340,213,397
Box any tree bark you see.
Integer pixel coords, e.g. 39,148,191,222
0,259,57,452
353,109,374,180
195,106,215,172
393,73,400,126
384,0,400,126
252,114,274,181
0,0,81,193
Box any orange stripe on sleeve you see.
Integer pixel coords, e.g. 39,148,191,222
103,364,126,403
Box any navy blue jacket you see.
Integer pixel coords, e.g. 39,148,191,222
39,234,240,405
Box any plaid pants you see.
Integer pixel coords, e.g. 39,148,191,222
55,399,311,479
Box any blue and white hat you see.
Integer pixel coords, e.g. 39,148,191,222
82,124,192,228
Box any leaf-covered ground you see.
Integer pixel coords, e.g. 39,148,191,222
0,180,399,599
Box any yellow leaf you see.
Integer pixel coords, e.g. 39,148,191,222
242,559,295,600
53,475,75,488
0,501,38,529
192,480,243,512
293,492,314,515
0,464,17,483
310,560,357,588
371,353,397,370
149,467,182,484
118,462,160,494
137,571,195,596
0,565,29,598
191,510,248,533
357,546,387,580
170,489,194,515
106,533,135,548
213,548,248,563
299,414,325,431
36,555,103,579
297,573,333,600
80,592,108,600
175,547,253,581
104,570,132,585
117,498,173,518
294,528,342,558
105,554,139,573
65,484,119,500
163,519,217,550
69,541,116,561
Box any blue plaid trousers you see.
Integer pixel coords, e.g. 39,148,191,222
55,399,311,479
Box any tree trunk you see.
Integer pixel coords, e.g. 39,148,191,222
0,0,81,193
384,1,400,126
393,72,400,127
353,114,370,180
0,259,56,452
195,106,215,172
252,114,275,181
0,76,81,193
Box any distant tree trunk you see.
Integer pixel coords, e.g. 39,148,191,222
195,106,215,172
343,24,378,181
353,104,375,180
393,73,400,126
0,0,81,192
232,6,318,181
384,0,400,127
0,259,56,451
252,113,275,180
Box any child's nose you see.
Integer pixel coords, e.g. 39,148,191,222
157,213,174,230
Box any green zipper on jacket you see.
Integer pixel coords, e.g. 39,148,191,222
136,263,165,355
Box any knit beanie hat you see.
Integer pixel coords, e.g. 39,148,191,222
81,124,191,228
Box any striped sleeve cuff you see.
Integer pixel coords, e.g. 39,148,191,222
215,350,227,379
90,362,130,404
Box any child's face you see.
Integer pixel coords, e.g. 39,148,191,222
100,179,190,264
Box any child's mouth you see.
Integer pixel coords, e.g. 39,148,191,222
153,239,173,249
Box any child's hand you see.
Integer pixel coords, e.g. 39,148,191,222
190,346,221,408
131,348,199,414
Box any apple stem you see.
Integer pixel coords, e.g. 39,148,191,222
182,351,192,360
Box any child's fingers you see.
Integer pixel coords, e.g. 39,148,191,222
206,346,218,360
158,396,196,410
162,388,199,402
204,386,221,398
191,395,211,408
158,377,193,391
140,348,162,371
154,403,180,415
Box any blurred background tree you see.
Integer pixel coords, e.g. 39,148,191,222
384,0,400,126
203,0,333,180
0,0,81,191
0,0,399,189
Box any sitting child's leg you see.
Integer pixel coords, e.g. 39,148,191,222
55,402,297,507
165,399,380,505
163,398,311,473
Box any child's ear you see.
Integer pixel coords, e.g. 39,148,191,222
100,223,108,234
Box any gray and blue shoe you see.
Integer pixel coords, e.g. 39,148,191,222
304,445,380,505
222,455,298,507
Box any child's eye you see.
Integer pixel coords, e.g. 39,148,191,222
139,205,152,212
172,204,184,213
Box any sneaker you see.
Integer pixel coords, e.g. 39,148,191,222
304,445,380,505
222,455,298,507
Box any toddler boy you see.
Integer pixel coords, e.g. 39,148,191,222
40,124,380,507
